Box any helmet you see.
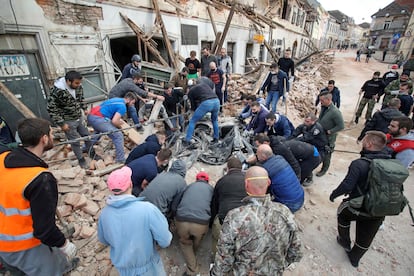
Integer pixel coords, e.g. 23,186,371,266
131,54,141,62
391,64,398,69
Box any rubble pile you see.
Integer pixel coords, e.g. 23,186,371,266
41,52,334,275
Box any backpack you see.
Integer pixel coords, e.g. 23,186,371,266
361,158,409,217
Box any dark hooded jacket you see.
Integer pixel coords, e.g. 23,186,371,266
330,149,391,201
139,160,187,216
125,134,161,164
358,108,404,141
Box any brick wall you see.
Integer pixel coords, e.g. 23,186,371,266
35,0,103,29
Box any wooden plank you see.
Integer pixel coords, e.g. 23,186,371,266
207,6,218,36
214,3,236,55
252,64,269,94
263,39,279,61
152,0,178,69
211,31,222,55
0,81,36,118
120,13,169,67
120,119,141,144
143,99,164,139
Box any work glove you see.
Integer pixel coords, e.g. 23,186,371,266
183,94,188,101
259,90,264,97
60,240,77,259
329,193,335,202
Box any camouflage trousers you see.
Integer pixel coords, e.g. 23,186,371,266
356,97,376,120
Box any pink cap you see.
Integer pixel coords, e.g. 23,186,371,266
391,64,398,69
107,166,132,195
196,171,209,182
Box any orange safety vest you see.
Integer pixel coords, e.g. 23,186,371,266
0,152,46,252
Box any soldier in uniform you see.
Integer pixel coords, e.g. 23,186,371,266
211,166,302,275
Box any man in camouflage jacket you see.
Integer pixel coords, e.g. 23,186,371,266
47,71,98,168
211,166,302,276
381,71,413,108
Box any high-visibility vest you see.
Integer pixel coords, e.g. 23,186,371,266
0,152,46,252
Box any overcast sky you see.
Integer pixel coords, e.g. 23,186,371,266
317,0,394,24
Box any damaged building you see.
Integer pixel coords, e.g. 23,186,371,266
0,0,320,132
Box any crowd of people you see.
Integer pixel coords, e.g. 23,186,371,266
0,47,413,275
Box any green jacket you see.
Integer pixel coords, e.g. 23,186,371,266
383,78,413,106
47,77,86,126
318,103,344,146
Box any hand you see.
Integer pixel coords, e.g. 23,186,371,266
60,240,77,259
183,95,188,101
221,86,225,92
329,194,335,202
157,95,165,101
259,90,264,97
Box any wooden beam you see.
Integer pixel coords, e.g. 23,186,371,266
152,0,178,69
120,13,169,67
0,82,36,118
211,31,222,55
164,0,187,14
207,6,218,36
214,3,236,55
263,39,279,61
142,99,164,140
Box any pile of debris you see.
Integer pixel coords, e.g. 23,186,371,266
39,51,334,275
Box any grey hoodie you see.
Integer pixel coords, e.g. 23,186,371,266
139,160,187,215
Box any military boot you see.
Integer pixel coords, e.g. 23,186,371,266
347,243,368,268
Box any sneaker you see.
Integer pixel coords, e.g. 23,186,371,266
354,117,359,124
78,158,88,169
136,126,144,133
211,138,219,144
336,236,351,252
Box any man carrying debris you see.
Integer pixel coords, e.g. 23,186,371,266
200,47,217,76
109,74,163,131
127,148,172,196
184,77,220,146
354,71,386,124
87,92,138,163
259,62,289,112
0,118,78,274
121,54,142,80
174,172,213,276
169,67,189,93
125,130,166,164
139,159,187,218
211,166,302,275
257,144,304,213
329,131,394,268
47,70,99,169
98,166,172,276
316,92,344,177
210,157,247,255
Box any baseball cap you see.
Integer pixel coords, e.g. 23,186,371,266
401,70,410,76
196,171,209,182
107,166,132,195
391,64,398,69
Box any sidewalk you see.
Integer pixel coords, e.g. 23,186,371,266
372,50,399,65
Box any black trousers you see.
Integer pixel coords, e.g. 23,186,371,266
299,155,321,183
337,202,384,262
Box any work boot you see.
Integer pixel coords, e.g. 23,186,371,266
347,245,368,268
302,175,313,186
337,236,351,252
354,117,359,124
78,157,88,169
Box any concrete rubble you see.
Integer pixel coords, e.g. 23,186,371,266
44,51,333,275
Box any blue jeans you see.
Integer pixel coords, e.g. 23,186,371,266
185,98,220,141
127,105,141,126
265,90,281,112
87,115,125,162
